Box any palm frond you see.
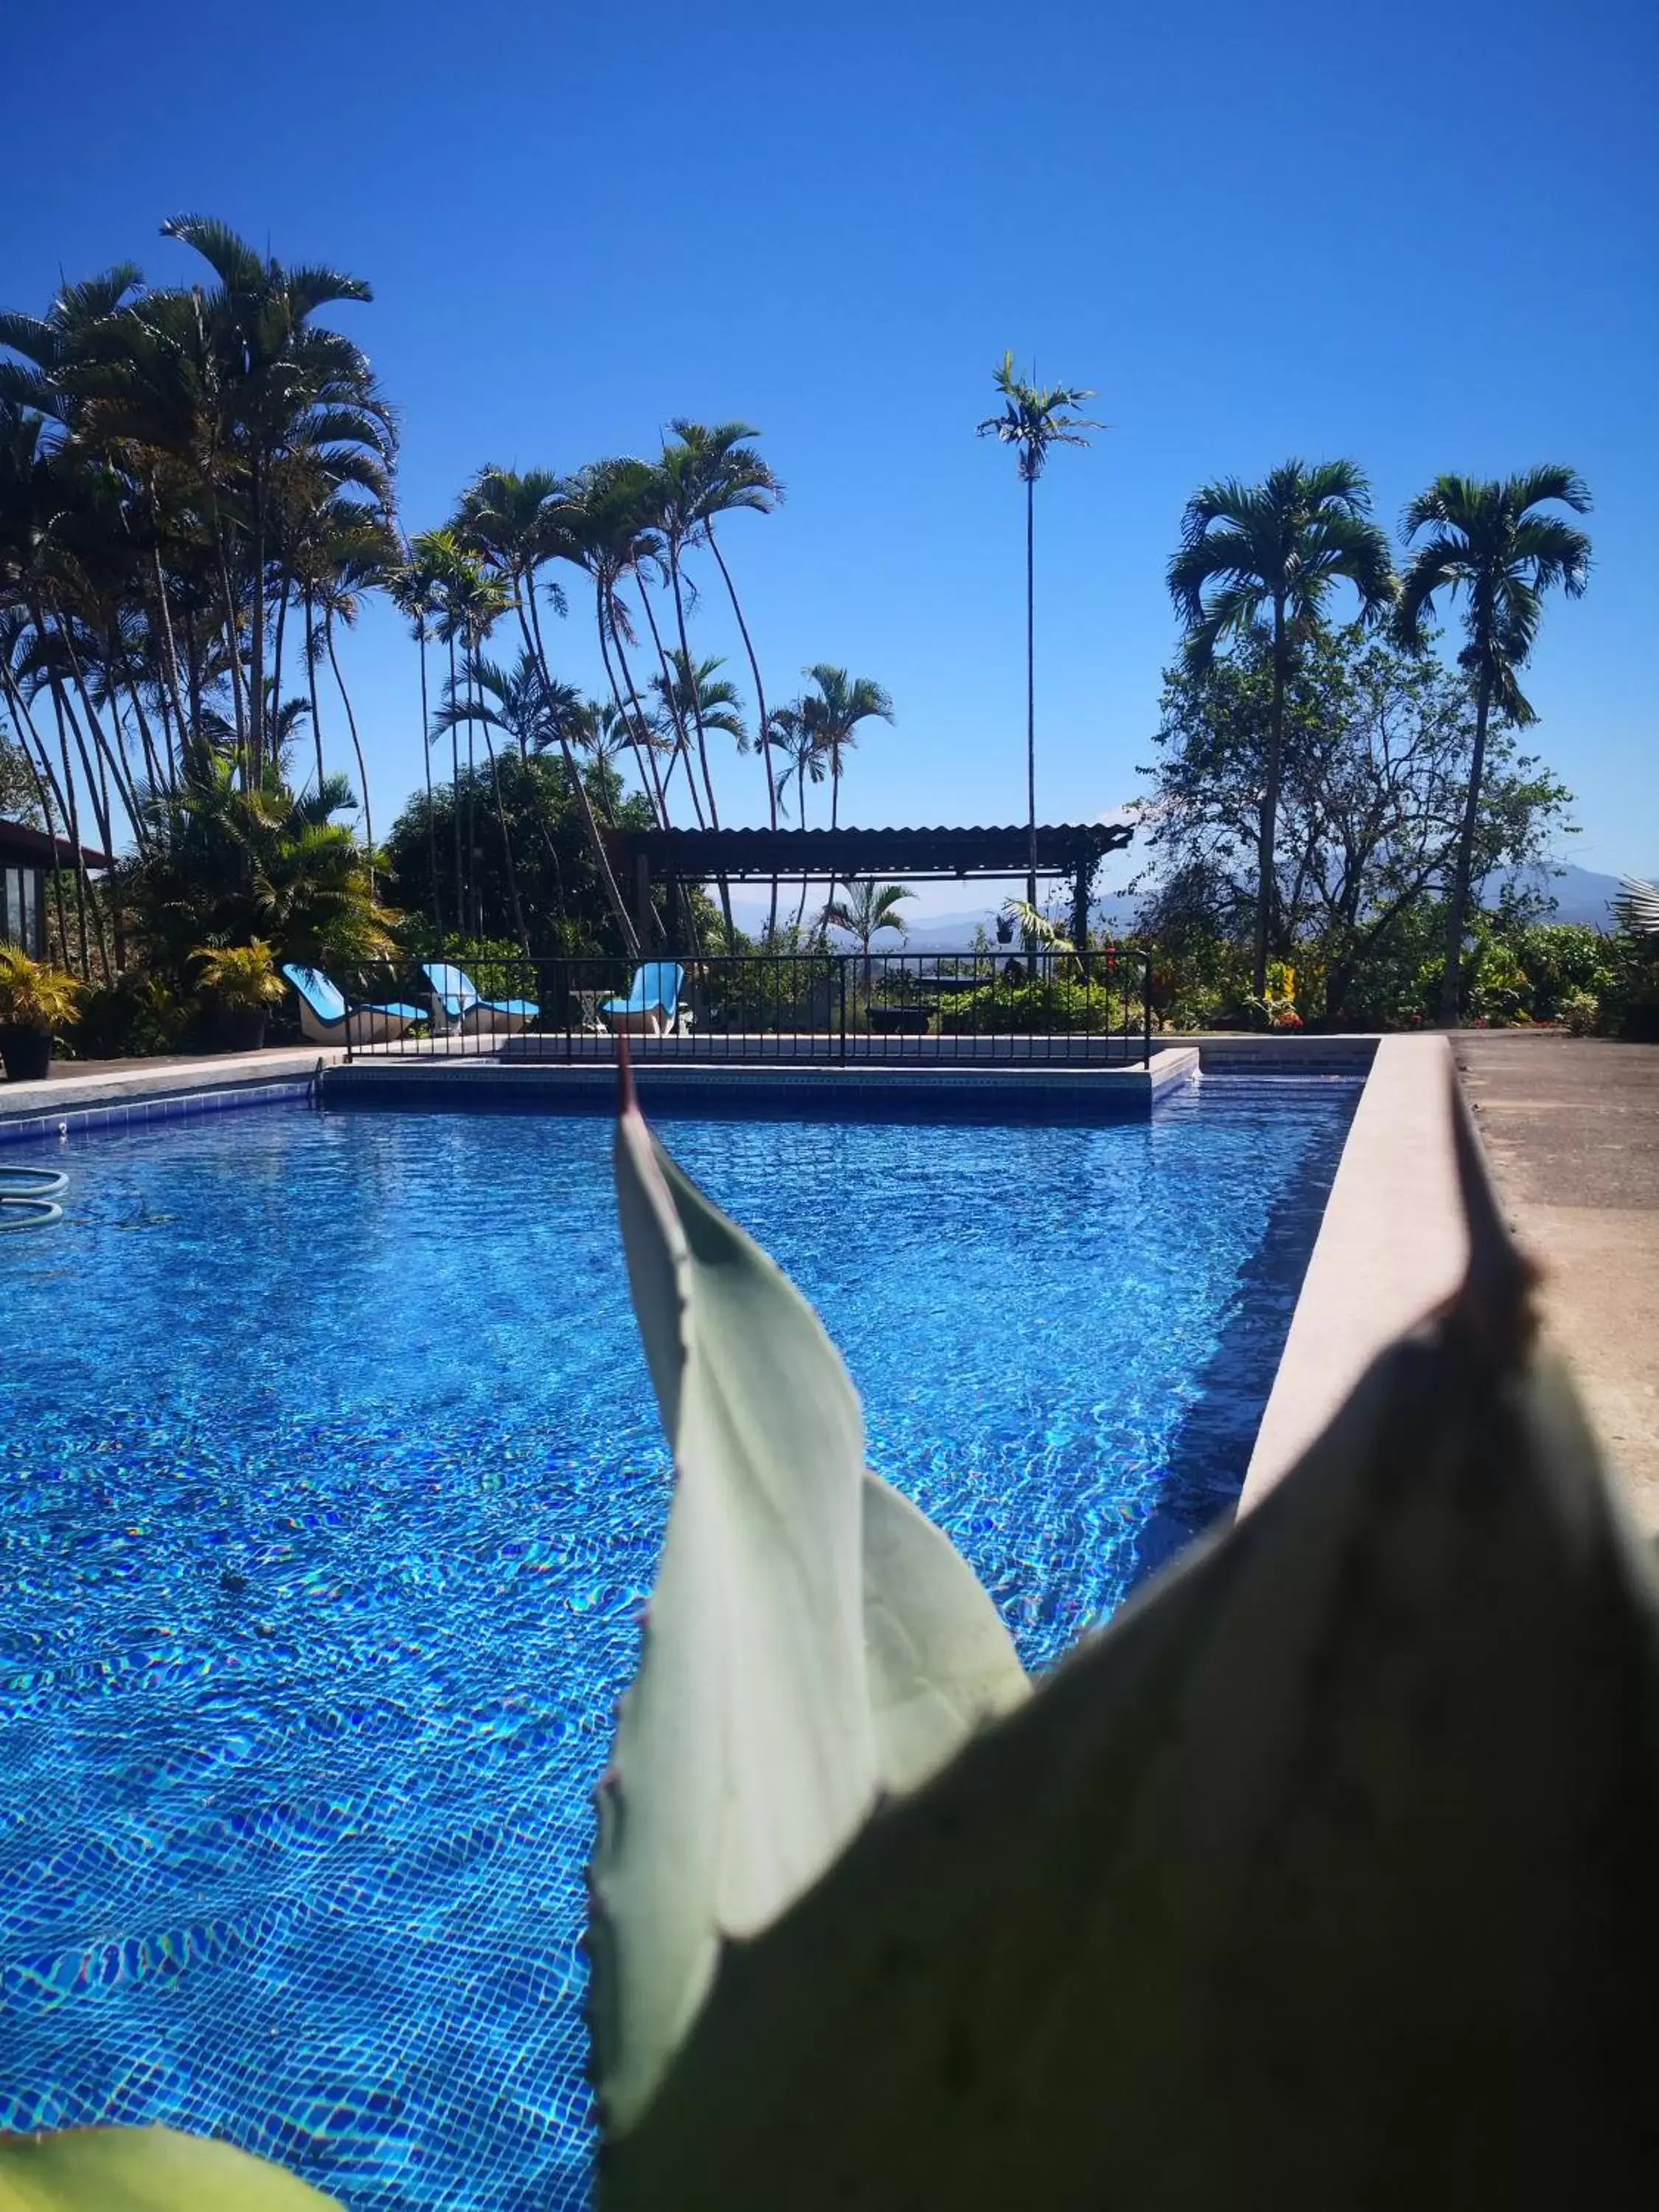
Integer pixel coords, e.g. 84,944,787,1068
1615,876,1659,936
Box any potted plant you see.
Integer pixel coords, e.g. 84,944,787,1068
0,947,82,1082
193,939,285,1053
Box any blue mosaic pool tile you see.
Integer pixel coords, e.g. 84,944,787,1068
0,1081,1358,2208
0,1077,318,1150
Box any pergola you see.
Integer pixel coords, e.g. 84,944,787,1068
602,821,1134,946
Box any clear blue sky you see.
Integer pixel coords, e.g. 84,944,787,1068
5,0,1655,907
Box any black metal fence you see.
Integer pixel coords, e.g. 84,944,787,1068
328,948,1156,1068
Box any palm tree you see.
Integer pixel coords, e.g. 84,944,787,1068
551,460,675,829
430,553,526,949
1167,459,1396,1001
799,664,894,831
977,354,1102,906
650,649,746,817
661,421,782,924
389,549,445,936
451,467,637,952
821,877,914,983
764,702,830,932
1396,468,1591,1023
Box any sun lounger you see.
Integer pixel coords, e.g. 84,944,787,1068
600,961,686,1037
282,964,422,1047
422,962,540,1037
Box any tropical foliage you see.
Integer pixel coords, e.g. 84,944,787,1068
1396,469,1592,1020
0,226,900,1004
0,942,81,1032
1136,623,1573,1027
1166,460,1397,1001
977,353,1100,902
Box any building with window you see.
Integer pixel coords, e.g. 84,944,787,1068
0,819,114,959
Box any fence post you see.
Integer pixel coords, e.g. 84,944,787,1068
1144,950,1153,1068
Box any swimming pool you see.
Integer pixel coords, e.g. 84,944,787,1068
0,1079,1357,2208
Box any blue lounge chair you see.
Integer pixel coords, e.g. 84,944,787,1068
283,964,422,1048
422,962,540,1037
601,961,686,1036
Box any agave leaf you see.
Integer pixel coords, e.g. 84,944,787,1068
602,1088,1659,2208
861,1471,1027,1795
593,1063,1024,2133
0,2126,338,2208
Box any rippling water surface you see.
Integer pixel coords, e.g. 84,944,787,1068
0,1081,1355,2207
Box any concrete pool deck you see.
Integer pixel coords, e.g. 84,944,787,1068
1455,1032,1659,1530
0,1046,341,1146
1240,1030,1659,1534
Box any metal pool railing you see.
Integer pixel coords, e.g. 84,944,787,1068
335,948,1157,1069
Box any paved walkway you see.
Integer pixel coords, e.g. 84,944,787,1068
1455,1033,1659,1530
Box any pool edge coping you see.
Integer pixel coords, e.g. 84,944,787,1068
1239,1032,1464,1513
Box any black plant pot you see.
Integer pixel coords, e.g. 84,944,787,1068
0,1024,52,1082
206,1008,269,1054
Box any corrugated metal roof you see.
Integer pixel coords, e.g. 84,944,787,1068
602,822,1133,879
0,818,115,871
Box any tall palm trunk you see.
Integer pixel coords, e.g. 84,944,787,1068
1252,596,1289,1006
477,710,531,957
303,589,325,796
417,627,443,938
703,520,779,933
636,586,709,831
324,616,375,891
56,616,144,848
447,633,464,932
249,453,266,776
599,593,672,828
518,590,636,953
270,578,288,752
210,522,250,782
607,601,705,955
1025,473,1037,908
148,544,189,787
793,762,813,933
41,672,100,975
1439,667,1492,1026
661,551,735,948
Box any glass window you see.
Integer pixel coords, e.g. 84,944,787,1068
21,865,41,956
1,866,19,947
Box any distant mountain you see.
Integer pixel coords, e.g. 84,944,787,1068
1499,862,1638,930
730,861,1641,949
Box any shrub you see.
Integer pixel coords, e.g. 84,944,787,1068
936,974,1123,1034
69,973,188,1060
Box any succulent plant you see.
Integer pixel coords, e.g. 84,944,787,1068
594,1060,1659,2209
0,2124,339,2205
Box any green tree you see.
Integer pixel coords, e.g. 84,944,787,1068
384,748,661,957
1396,467,1591,1023
821,877,914,982
120,739,392,981
0,717,41,822
659,422,782,925
799,664,894,832
650,650,747,818
977,354,1102,905
1167,460,1396,1004
1136,623,1573,1026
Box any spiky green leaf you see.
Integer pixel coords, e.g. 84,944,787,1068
591,1072,1025,2132
0,2126,338,2208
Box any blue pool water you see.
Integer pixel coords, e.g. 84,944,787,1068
0,1081,1356,2208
